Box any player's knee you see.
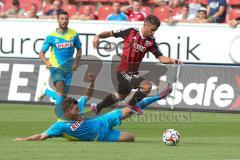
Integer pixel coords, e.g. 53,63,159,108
115,93,127,101
112,93,121,101
140,80,152,94
55,81,65,95
126,133,135,142
119,132,135,142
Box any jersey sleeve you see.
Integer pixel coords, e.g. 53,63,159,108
77,96,88,113
43,122,63,137
149,41,163,58
74,33,82,49
41,35,52,53
112,28,132,39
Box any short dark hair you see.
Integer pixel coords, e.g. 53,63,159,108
62,97,78,112
181,4,189,10
57,10,69,17
144,15,161,28
12,0,20,6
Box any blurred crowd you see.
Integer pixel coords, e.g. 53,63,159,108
0,0,239,27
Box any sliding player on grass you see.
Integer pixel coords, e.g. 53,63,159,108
15,77,172,142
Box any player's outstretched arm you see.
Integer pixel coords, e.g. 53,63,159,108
92,31,113,49
84,73,96,100
158,56,181,64
15,133,49,141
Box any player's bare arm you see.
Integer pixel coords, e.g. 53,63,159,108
39,51,52,69
92,31,113,49
15,133,49,141
84,73,96,100
72,48,82,71
158,56,181,64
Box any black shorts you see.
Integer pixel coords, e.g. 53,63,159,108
116,71,145,95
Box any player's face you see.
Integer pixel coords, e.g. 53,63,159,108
142,22,158,38
69,104,80,115
65,104,80,120
58,14,69,30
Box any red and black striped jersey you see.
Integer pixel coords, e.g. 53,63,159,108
112,28,162,73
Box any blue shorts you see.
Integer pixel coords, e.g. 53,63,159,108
96,109,123,142
50,67,72,93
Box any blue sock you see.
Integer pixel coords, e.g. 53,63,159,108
136,95,162,110
45,88,63,105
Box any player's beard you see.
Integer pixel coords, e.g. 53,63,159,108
60,23,68,30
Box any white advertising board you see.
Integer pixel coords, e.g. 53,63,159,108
0,19,240,63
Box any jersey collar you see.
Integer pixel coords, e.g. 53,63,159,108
56,28,69,36
139,28,146,39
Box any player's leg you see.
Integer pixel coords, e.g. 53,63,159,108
36,68,65,104
127,75,151,114
126,83,173,111
93,93,122,114
98,89,174,142
126,84,173,111
103,129,134,142
53,81,65,105
44,88,62,103
63,71,73,97
93,72,131,114
120,84,172,117
77,96,87,113
128,79,152,106
49,67,67,105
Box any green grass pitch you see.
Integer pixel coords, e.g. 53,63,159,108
1,103,240,160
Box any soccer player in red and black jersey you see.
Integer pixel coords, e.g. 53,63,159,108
92,15,181,115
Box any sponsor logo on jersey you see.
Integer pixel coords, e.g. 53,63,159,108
56,42,74,49
134,43,146,52
70,116,85,131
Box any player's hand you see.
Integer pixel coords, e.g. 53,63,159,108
87,73,96,82
14,138,25,141
72,62,78,71
92,35,100,49
45,62,52,69
170,58,181,64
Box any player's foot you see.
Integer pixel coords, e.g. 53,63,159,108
128,105,143,115
160,84,173,99
90,103,99,116
35,82,47,102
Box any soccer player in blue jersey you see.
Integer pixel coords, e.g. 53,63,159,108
38,11,82,105
15,81,172,142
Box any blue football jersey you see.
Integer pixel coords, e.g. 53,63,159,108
41,28,82,69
